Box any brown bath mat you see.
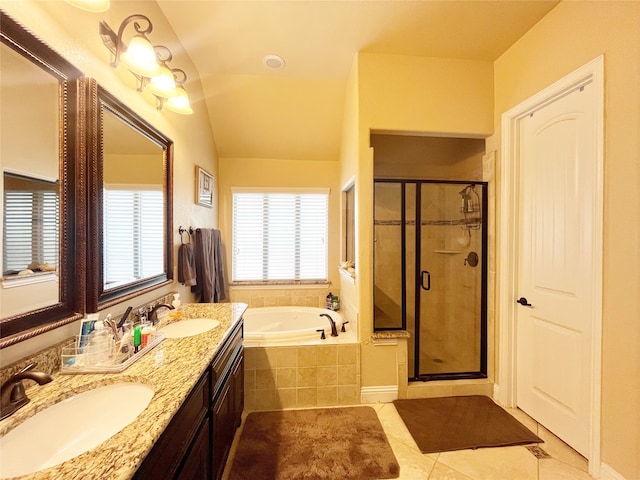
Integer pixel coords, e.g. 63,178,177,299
393,395,542,454
227,406,400,480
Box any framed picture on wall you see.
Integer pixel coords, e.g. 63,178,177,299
196,166,214,208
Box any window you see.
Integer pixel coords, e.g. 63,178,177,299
3,172,59,275
232,189,328,282
103,187,164,287
342,182,355,270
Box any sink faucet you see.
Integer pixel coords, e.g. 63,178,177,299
319,313,339,337
148,303,174,325
1,363,53,420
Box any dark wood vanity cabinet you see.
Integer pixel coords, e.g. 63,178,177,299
211,321,244,480
133,319,244,480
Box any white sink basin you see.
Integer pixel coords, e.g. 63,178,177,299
0,382,154,478
159,318,220,338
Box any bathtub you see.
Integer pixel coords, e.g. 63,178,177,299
243,306,356,347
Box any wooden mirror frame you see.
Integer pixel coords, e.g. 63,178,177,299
86,80,173,311
0,11,85,346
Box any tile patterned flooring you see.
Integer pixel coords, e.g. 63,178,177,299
222,402,594,480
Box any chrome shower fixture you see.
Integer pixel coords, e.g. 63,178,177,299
459,184,480,214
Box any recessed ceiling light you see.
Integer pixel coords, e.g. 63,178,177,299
263,54,285,70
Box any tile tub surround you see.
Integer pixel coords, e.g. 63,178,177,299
0,302,247,480
244,342,360,411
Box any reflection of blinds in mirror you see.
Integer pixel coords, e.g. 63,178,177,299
103,188,163,286
3,172,59,275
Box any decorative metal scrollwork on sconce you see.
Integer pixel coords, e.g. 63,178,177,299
99,14,193,114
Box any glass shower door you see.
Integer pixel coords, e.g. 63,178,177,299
417,182,485,378
374,179,487,381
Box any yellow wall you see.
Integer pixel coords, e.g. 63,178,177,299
0,1,218,365
104,154,163,185
338,57,361,330
218,157,341,296
359,53,493,136
488,2,640,477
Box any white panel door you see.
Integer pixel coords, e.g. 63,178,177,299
516,81,596,457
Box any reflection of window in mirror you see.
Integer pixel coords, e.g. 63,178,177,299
2,172,59,276
103,186,163,287
342,181,355,277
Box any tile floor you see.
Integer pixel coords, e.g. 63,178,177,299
222,402,594,480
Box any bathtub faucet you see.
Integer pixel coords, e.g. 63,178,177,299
319,313,339,337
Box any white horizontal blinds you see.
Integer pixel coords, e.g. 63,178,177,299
232,191,328,282
103,188,164,286
3,174,59,274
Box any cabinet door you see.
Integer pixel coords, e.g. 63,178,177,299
212,380,233,480
133,373,210,480
177,419,211,480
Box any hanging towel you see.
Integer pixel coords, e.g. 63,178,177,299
192,228,226,303
178,243,197,286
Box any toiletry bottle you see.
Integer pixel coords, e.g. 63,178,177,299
172,293,181,309
86,320,114,366
141,324,156,348
78,313,100,353
133,325,142,353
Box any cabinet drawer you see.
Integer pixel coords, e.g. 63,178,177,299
133,371,210,480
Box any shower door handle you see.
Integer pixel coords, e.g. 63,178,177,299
420,270,431,291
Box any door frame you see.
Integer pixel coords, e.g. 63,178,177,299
497,55,604,476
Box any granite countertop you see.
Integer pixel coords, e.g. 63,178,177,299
0,302,247,480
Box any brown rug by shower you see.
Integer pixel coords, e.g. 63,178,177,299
393,395,542,454
227,406,400,480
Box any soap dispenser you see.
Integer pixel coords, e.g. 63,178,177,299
172,293,181,309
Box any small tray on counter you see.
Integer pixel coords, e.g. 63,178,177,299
60,333,165,374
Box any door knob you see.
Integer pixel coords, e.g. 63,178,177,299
517,297,532,307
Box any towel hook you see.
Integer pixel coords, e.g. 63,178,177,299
178,226,193,244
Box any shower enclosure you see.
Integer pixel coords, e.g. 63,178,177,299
373,179,487,381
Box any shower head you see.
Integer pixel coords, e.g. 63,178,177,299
459,184,480,214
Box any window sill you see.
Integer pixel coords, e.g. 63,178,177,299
229,280,330,290
2,271,58,288
338,267,355,282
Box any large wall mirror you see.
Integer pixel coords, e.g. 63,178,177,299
0,11,84,345
87,81,173,311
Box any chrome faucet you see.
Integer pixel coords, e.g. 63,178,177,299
319,313,339,337
1,363,53,420
148,303,175,325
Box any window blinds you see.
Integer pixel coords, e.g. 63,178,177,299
3,175,59,275
103,188,164,286
232,191,328,282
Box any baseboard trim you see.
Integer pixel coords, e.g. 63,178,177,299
600,463,627,480
493,383,500,402
361,385,398,403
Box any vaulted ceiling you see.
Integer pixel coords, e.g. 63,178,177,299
157,1,559,161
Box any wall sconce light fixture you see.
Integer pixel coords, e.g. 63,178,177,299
99,14,193,114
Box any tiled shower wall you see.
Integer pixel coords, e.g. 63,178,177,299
244,343,360,411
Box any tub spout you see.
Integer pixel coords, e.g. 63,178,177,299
319,313,339,337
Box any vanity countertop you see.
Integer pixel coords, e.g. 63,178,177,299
0,302,247,480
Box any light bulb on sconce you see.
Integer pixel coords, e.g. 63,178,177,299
164,86,193,115
121,35,161,78
148,65,179,98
